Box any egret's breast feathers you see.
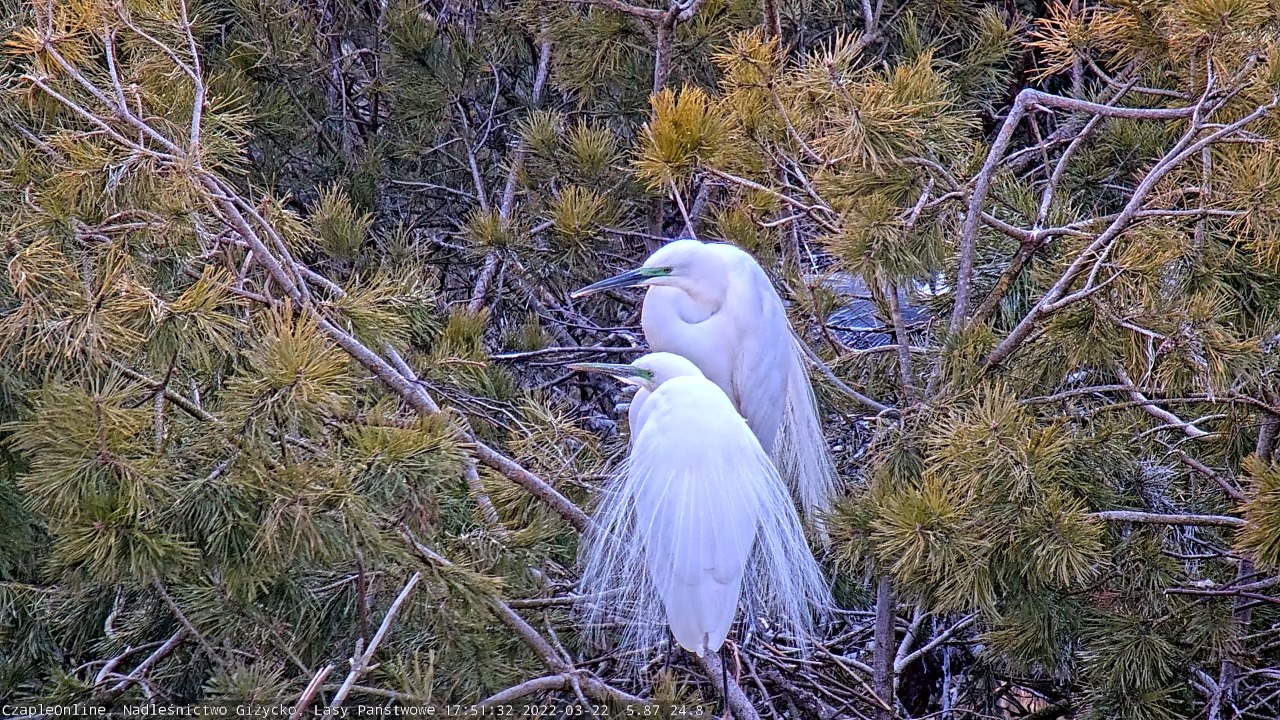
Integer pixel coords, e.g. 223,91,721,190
641,289,735,392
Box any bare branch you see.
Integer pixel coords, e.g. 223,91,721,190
43,43,184,156
708,169,841,233
329,572,422,708
872,576,895,720
698,651,763,720
981,96,1277,370
567,0,664,21
403,532,646,707
1091,510,1245,528
895,613,978,673
296,665,334,715
98,629,188,701
476,675,572,708
954,89,1204,333
1112,363,1215,439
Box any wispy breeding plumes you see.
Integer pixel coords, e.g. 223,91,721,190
573,354,830,661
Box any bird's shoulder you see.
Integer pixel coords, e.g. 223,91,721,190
642,376,746,428
707,243,767,281
706,244,784,315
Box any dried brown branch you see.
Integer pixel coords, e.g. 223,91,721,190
491,345,646,361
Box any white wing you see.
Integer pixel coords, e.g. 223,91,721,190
774,332,839,520
720,249,790,455
714,244,837,519
630,376,760,656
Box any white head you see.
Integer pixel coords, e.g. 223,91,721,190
567,351,703,392
570,239,728,308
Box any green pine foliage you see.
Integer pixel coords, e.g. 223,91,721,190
2,0,1280,716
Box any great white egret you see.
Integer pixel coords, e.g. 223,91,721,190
569,352,829,663
572,239,838,522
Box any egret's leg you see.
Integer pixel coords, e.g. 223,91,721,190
720,645,730,720
739,614,757,653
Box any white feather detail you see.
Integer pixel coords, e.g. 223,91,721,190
635,239,841,527
578,374,830,660
775,333,840,523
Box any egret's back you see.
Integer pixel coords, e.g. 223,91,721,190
579,373,830,660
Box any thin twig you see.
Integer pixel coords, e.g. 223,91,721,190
296,665,334,715
329,572,422,707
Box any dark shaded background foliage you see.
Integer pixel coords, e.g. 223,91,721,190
2,0,1280,718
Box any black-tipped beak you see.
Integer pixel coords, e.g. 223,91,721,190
571,267,666,299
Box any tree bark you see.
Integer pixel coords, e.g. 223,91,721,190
873,575,896,719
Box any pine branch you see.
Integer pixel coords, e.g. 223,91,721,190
153,580,219,661
193,171,593,531
383,345,505,534
97,629,188,702
1112,363,1215,439
402,531,645,707
981,93,1278,370
952,88,1204,333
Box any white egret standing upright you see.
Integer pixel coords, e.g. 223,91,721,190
572,239,838,522
570,353,829,672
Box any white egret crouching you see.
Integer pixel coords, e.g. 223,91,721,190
572,239,838,523
569,353,830,663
